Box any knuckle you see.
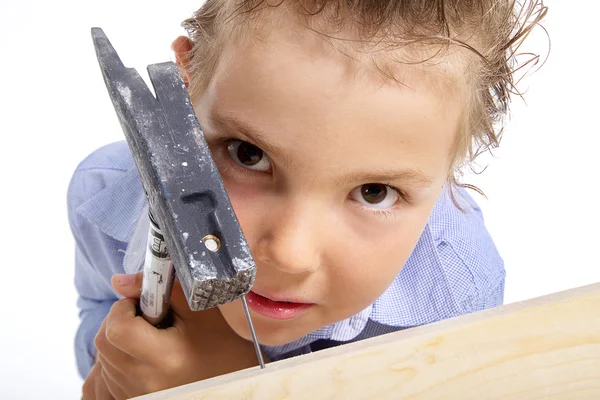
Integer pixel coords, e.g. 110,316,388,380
94,332,106,353
104,320,124,345
163,350,186,372
81,380,93,400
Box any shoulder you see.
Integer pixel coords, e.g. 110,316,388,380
428,187,505,310
415,186,506,316
67,141,146,243
67,141,134,204
75,140,135,171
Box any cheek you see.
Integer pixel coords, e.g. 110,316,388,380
221,178,265,237
327,232,416,309
217,300,253,341
325,201,436,315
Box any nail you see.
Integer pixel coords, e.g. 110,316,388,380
115,274,135,286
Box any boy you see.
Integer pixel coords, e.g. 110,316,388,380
68,0,546,398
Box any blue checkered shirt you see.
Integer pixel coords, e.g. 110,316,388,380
67,141,505,379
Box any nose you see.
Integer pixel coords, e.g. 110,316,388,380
254,198,323,275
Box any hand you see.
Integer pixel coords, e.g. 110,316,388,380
81,361,114,400
93,273,264,399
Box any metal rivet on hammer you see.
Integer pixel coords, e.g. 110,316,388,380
202,235,221,252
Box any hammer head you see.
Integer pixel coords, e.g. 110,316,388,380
91,28,256,310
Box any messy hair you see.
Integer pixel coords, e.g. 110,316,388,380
181,0,547,208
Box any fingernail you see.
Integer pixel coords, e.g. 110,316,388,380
115,274,135,286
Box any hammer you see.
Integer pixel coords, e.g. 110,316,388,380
91,28,264,368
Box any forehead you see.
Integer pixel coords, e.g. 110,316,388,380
211,10,470,104
196,14,468,184
222,4,473,89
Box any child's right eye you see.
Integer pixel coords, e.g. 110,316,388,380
226,140,272,172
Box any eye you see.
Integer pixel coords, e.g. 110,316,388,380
227,140,271,172
350,184,399,209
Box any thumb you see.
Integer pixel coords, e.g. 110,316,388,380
112,272,195,320
111,272,143,299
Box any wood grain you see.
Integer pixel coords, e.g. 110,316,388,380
134,282,600,400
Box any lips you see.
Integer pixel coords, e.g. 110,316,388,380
245,290,314,320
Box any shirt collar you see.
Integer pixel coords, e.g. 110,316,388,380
369,222,461,327
261,305,373,360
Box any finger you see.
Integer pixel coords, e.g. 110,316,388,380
111,273,143,299
82,362,114,400
81,364,98,400
113,271,193,325
104,297,177,361
95,372,115,400
95,331,138,377
94,318,109,359
113,270,194,322
99,357,129,400
94,318,139,383
97,353,133,382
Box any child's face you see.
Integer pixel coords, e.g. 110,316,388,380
189,20,467,346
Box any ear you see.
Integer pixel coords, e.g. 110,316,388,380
171,36,192,87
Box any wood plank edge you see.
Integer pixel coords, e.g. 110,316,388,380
133,281,600,400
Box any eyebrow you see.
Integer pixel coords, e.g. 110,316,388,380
334,169,435,188
208,110,292,168
209,109,435,188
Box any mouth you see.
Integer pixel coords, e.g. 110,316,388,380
245,290,314,320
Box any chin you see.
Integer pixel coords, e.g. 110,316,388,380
237,316,311,346
218,302,315,347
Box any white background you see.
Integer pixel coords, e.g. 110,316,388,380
0,0,598,398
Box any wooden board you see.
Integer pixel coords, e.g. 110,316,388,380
135,282,600,400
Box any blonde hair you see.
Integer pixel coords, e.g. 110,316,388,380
181,0,548,207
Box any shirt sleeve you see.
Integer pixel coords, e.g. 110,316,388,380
67,167,129,379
